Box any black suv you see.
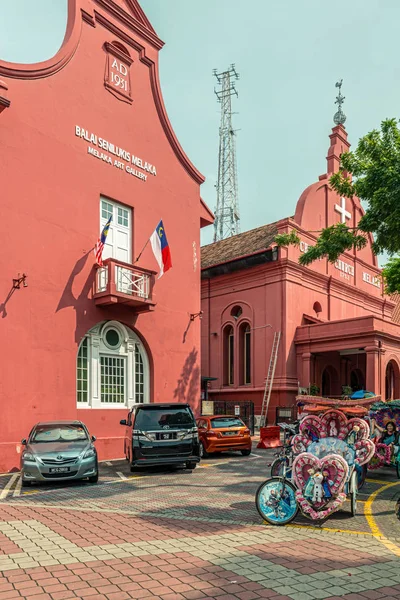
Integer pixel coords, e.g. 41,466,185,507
120,403,200,470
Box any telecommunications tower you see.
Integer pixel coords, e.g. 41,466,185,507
213,65,240,242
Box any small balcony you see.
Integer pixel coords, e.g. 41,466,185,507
93,258,156,312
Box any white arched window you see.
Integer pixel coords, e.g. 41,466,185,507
77,321,149,408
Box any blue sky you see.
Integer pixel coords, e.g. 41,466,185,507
1,0,400,252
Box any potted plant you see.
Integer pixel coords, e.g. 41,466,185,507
342,385,353,399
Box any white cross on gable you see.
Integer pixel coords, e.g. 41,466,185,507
334,197,351,224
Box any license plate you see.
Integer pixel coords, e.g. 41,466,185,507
223,431,236,436
49,467,70,473
161,433,171,440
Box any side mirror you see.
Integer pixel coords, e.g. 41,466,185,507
21,439,27,446
91,435,96,442
120,419,127,426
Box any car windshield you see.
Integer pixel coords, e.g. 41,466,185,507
210,417,244,429
135,408,193,430
31,424,88,443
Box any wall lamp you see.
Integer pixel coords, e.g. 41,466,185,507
190,311,203,321
13,273,28,289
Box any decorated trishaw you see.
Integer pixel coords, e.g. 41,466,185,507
368,399,400,478
255,396,377,525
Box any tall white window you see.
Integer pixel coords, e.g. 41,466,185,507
239,323,251,386
100,197,132,263
76,321,149,408
77,338,88,403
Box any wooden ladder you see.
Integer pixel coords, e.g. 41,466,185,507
259,331,281,427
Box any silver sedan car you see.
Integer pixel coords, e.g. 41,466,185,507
20,420,98,486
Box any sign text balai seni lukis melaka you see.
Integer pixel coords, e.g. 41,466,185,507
75,126,157,182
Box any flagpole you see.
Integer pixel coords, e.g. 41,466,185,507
134,238,150,264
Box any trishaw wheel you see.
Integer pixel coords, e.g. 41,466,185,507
357,464,367,491
349,471,357,516
255,477,298,526
271,457,289,477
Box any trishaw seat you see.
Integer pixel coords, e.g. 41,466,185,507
307,437,356,467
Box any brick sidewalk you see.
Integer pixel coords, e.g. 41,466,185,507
1,502,400,600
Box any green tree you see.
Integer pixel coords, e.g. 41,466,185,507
275,118,400,293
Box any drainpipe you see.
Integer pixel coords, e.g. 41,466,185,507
208,278,211,378
328,276,332,321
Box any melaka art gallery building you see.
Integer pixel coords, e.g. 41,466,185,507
0,0,213,471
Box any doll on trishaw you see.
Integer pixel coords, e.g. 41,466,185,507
256,395,377,525
367,399,400,478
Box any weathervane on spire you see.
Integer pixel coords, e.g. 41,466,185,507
333,79,346,126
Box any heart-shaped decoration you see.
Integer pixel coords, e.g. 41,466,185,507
354,439,375,465
346,417,370,440
368,442,391,469
299,415,322,440
292,452,349,497
320,410,348,440
291,433,311,455
296,490,347,520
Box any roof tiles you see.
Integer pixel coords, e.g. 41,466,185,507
201,222,278,269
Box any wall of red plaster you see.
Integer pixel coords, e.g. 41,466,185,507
201,256,393,422
201,264,289,421
0,2,209,471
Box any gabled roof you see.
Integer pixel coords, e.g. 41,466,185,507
390,293,400,323
201,222,278,269
112,0,158,36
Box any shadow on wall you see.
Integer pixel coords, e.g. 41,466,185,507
56,251,94,343
0,285,20,318
174,347,200,405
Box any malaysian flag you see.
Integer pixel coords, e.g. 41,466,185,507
94,216,112,266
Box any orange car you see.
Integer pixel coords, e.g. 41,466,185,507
196,415,252,458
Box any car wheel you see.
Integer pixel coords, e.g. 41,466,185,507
186,461,197,470
241,449,252,456
88,462,99,483
21,479,31,487
199,442,209,458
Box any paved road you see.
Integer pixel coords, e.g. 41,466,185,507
0,447,400,600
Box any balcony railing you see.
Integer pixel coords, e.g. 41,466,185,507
93,258,156,312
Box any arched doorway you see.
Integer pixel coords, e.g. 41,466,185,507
322,369,330,397
385,360,400,400
350,369,364,392
321,366,340,397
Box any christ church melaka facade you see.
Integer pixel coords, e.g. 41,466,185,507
201,123,400,426
0,0,213,472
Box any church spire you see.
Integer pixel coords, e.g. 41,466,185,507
326,80,350,174
333,79,346,126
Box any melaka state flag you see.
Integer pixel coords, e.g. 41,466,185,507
150,220,172,278
94,216,112,266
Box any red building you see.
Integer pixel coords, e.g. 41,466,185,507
201,123,400,425
0,0,213,472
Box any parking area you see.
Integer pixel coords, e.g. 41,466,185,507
1,446,400,600
1,447,400,540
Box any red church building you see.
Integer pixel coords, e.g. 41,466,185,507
0,0,213,472
201,122,400,426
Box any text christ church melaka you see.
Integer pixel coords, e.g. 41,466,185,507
201,120,400,425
